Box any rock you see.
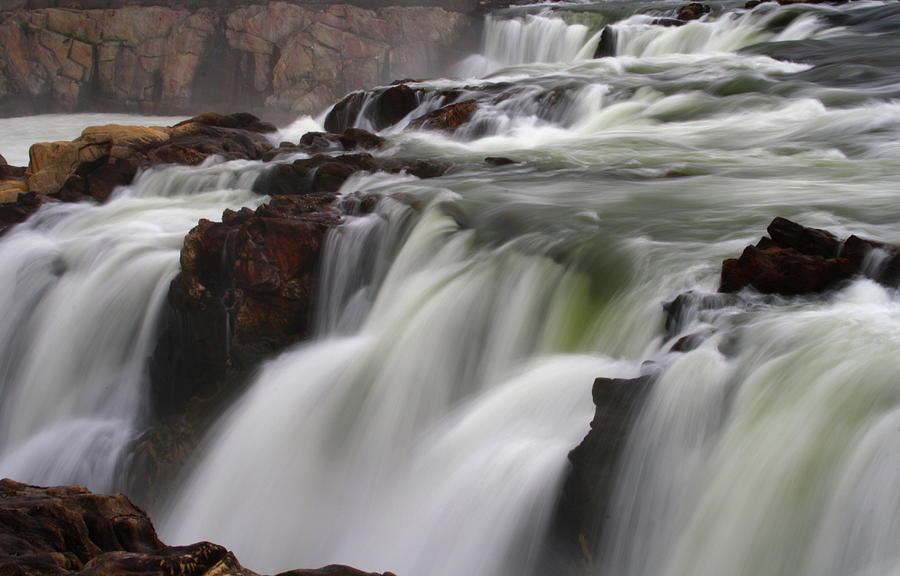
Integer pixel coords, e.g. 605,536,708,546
253,153,450,197
484,156,517,166
371,84,421,130
676,2,711,21
555,375,655,566
25,113,275,200
719,217,900,294
324,92,369,133
149,194,341,419
0,192,49,236
409,99,478,131
594,26,616,58
339,128,385,151
0,479,396,576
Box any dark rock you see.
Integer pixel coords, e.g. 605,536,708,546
339,129,385,151
555,375,654,566
594,26,617,58
0,479,397,576
409,99,478,131
662,291,737,339
299,132,345,151
173,112,277,134
0,192,49,236
676,2,711,21
372,84,420,130
324,92,369,133
719,217,900,294
149,194,340,419
253,153,449,197
484,156,517,166
652,17,687,27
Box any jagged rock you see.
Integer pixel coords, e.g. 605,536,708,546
555,375,654,566
409,99,478,131
720,217,900,294
676,2,711,21
149,194,341,419
0,479,396,576
253,153,450,196
25,113,276,201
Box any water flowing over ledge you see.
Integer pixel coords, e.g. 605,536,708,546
0,1,899,576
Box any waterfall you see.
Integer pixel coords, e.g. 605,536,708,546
2,1,900,576
0,158,265,492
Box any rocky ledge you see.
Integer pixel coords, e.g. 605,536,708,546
720,216,900,294
0,478,393,576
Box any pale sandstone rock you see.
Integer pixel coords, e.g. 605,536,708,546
0,181,29,204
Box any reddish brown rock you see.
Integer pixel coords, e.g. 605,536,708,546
719,217,900,294
149,194,341,418
676,3,711,21
409,99,478,131
0,479,397,576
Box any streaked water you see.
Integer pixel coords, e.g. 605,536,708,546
2,2,900,576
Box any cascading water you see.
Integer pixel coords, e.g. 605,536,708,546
1,2,899,576
0,157,266,491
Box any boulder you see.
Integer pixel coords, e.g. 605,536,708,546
149,194,341,419
262,129,385,161
0,479,395,576
26,113,276,201
555,375,654,566
720,217,900,294
0,192,48,236
324,84,423,133
676,2,711,21
409,99,478,131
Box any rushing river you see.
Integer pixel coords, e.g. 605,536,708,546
1,2,899,576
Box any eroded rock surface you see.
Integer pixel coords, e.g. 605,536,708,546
720,217,900,294
0,478,394,576
0,2,478,117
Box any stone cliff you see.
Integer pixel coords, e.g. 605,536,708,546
0,0,482,119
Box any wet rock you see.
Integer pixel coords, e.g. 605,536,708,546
150,194,341,419
0,479,396,576
555,375,655,566
719,217,900,294
662,291,738,339
372,84,421,129
0,192,49,236
652,17,687,27
26,113,276,201
484,156,517,166
409,99,478,131
324,84,423,133
676,2,711,21
253,153,449,197
339,128,385,151
594,26,617,58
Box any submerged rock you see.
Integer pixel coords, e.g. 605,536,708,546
555,375,654,567
0,478,394,576
719,217,900,294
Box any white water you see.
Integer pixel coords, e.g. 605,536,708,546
0,156,264,491
1,3,899,576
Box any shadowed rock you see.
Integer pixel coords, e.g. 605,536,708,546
0,479,395,576
676,2,711,21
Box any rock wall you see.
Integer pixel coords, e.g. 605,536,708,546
0,1,480,119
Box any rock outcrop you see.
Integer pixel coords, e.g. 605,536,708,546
720,217,900,294
555,375,654,567
0,478,394,576
0,1,479,118
26,112,275,201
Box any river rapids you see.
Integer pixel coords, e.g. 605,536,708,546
0,2,898,576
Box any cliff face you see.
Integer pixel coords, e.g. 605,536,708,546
0,1,480,119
